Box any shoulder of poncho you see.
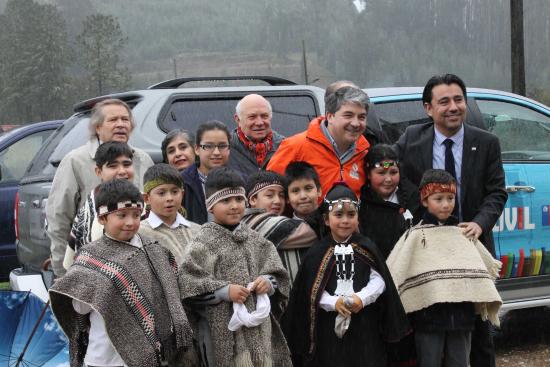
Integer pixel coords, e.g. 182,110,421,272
407,223,463,238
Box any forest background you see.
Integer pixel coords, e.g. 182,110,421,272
0,0,548,124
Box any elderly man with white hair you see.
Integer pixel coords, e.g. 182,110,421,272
46,99,154,277
227,94,285,180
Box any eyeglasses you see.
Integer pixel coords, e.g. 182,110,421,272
199,143,230,152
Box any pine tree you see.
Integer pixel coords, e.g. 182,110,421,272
76,13,130,96
0,0,72,123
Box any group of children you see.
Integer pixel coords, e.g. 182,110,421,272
49,139,502,367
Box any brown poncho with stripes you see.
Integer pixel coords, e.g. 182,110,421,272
49,234,193,367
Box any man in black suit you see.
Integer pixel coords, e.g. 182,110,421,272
394,74,508,367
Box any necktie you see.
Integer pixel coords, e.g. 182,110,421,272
443,138,459,217
443,139,456,179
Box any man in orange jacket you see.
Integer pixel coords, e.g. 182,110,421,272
267,86,370,200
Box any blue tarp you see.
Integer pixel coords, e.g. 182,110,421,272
0,291,68,367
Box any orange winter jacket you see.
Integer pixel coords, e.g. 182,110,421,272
267,116,370,200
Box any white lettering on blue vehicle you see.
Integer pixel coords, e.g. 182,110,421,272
493,206,536,232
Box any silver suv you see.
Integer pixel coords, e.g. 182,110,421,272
14,76,325,274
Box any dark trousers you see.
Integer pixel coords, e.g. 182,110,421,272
469,316,496,367
415,330,471,367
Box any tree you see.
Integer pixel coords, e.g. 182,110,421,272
0,0,72,123
76,13,130,96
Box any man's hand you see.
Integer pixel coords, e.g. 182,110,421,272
229,284,250,304
335,297,351,318
250,277,271,295
348,294,363,313
458,222,483,240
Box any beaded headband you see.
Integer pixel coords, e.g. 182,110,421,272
97,200,144,217
143,177,183,194
247,182,284,201
420,182,457,201
324,198,360,212
370,160,398,169
206,187,247,210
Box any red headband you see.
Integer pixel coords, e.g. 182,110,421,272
420,182,457,201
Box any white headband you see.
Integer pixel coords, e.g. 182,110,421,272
206,187,247,210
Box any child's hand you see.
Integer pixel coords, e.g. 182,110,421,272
229,284,250,304
349,294,363,313
250,277,271,295
335,297,351,318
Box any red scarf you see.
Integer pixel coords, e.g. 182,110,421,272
237,126,274,167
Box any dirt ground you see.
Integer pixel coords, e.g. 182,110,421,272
495,307,550,366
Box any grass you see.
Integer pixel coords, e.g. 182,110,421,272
0,282,10,290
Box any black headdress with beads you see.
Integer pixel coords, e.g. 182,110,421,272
321,182,360,213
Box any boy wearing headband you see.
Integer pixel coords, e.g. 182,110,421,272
179,167,291,367
139,163,200,265
387,169,501,367
49,179,193,367
283,182,409,367
242,170,316,284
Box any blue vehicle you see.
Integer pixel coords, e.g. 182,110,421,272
365,87,550,313
0,121,62,280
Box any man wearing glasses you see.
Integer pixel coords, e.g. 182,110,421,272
227,94,285,180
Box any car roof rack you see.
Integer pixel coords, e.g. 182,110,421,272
147,76,297,89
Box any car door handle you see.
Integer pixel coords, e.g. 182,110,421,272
506,185,536,193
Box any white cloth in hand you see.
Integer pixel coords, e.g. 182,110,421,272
228,283,271,331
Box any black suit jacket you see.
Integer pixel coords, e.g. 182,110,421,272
394,122,508,256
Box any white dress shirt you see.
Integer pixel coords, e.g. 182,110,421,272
433,124,464,219
319,267,386,311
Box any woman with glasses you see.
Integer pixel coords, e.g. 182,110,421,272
182,120,231,224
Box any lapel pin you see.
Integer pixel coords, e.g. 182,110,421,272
472,147,477,151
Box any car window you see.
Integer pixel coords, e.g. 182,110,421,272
0,130,52,183
371,100,431,143
477,99,550,161
159,95,319,137
24,116,81,178
48,117,91,166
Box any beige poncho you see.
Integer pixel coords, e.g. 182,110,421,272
387,224,502,326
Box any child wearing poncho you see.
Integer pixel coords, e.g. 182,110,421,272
387,169,502,367
242,170,317,284
49,179,193,367
63,141,135,270
179,167,291,367
282,182,410,367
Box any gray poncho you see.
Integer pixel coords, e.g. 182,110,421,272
179,222,292,367
50,234,193,367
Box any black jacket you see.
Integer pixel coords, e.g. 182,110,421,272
394,122,508,256
181,164,207,225
358,177,419,259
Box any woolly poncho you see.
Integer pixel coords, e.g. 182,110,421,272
179,222,291,367
50,234,193,367
387,224,502,326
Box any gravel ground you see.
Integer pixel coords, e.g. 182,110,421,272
495,307,550,366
